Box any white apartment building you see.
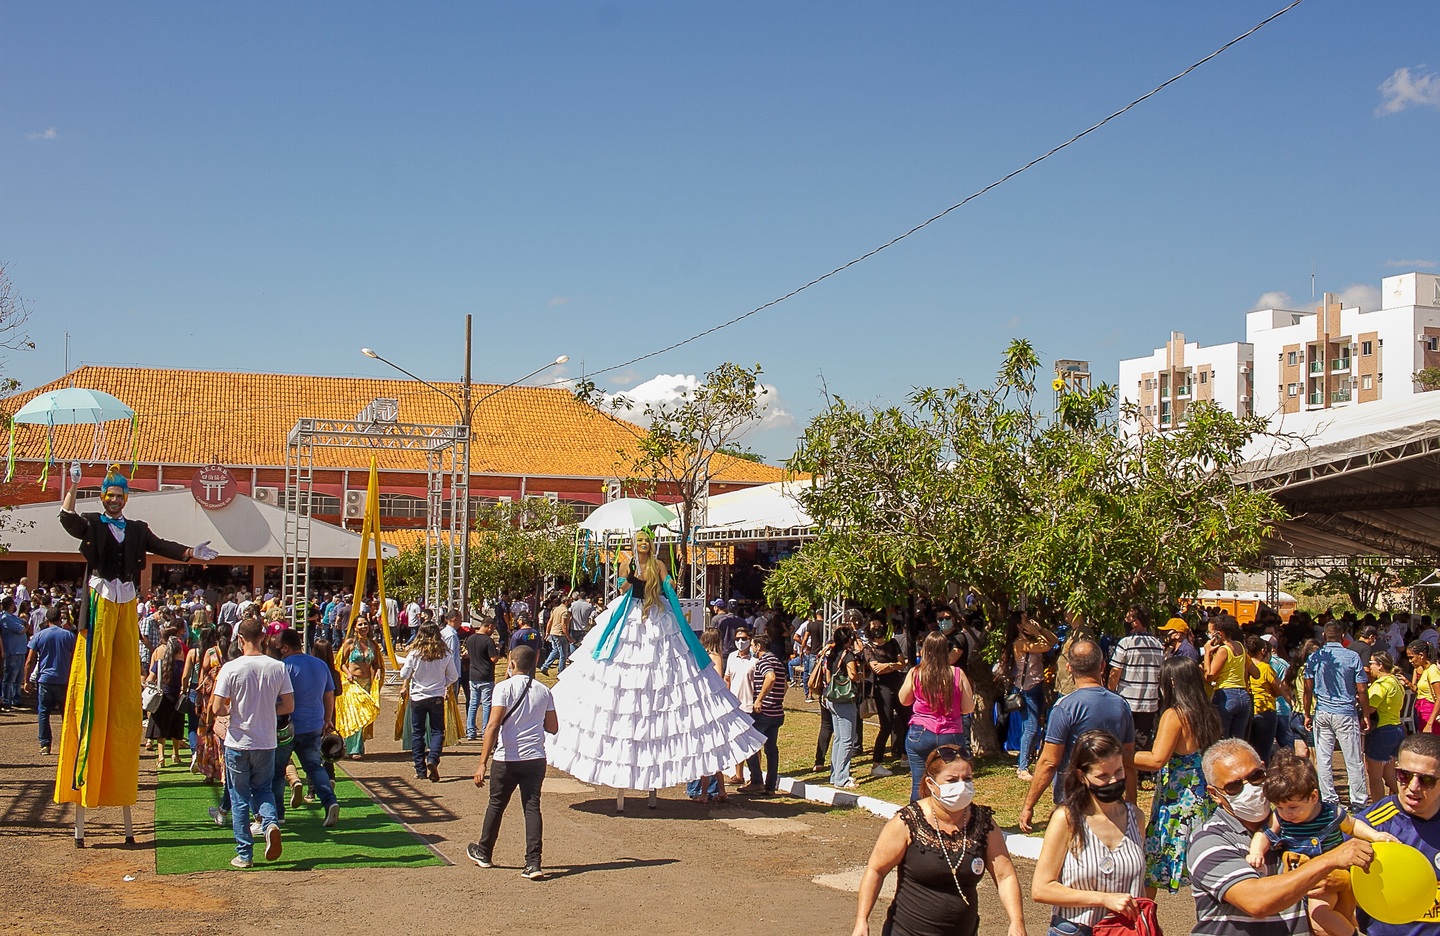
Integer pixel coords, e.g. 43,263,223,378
1118,332,1254,436
1247,272,1440,418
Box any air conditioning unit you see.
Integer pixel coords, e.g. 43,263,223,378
252,486,279,505
544,491,559,503
343,490,367,519
498,495,512,504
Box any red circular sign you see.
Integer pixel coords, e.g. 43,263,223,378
191,464,238,510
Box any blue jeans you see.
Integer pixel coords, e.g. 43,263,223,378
541,635,568,673
410,695,446,773
270,729,338,820
905,724,966,802
829,700,859,786
2,655,23,706
686,775,721,798
1016,685,1046,771
1249,710,1278,764
225,746,279,860
1213,687,1253,741
800,655,817,696
1314,710,1368,806
466,681,493,739
37,682,66,747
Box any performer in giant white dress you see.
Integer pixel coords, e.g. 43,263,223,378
548,530,764,790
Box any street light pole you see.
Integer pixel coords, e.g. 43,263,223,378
361,336,567,620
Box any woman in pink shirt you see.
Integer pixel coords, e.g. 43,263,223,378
899,631,974,801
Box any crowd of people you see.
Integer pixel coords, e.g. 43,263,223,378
13,560,1440,934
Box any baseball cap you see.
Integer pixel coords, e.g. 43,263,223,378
1158,617,1190,633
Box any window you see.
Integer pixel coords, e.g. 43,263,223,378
276,491,341,514
1286,384,1299,397
378,493,428,519
1286,351,1297,366
1361,340,1373,356
1362,375,1373,391
1199,371,1208,384
1427,336,1439,352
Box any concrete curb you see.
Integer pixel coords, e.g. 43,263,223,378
776,777,1044,860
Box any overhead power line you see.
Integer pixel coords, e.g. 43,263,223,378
586,0,1308,380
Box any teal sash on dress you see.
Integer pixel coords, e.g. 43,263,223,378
591,575,711,670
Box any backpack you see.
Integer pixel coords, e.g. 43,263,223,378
824,654,855,703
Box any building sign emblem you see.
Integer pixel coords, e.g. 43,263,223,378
191,464,238,510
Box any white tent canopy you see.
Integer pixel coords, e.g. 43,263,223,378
1,488,397,560
689,480,814,544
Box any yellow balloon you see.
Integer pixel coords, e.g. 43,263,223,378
1353,841,1438,925
1052,377,1066,392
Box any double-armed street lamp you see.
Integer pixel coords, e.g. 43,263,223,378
362,313,568,617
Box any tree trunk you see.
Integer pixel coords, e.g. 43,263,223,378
968,659,1001,757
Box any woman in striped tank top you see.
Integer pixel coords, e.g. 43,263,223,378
1031,730,1148,936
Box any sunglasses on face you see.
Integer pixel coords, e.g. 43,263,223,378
927,745,971,767
1397,768,1440,790
1218,767,1266,797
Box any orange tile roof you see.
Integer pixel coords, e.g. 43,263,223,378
1,365,785,484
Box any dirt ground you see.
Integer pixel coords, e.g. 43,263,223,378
0,686,1200,936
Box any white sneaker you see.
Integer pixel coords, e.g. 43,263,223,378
323,803,340,828
208,807,228,827
230,855,252,869
870,766,893,778
249,819,263,837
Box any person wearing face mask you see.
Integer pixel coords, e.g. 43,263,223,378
723,628,758,784
1032,730,1149,936
1188,738,1375,936
863,615,909,778
852,745,1027,936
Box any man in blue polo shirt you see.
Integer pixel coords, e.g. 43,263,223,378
1304,621,1369,808
1361,732,1440,936
24,608,76,755
274,629,340,827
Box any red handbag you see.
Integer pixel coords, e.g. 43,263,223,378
1091,898,1163,936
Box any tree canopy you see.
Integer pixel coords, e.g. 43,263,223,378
766,339,1285,627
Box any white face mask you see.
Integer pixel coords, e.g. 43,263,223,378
736,638,751,650
928,778,975,811
1222,782,1271,823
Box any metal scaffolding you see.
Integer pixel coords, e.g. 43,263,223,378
282,417,470,630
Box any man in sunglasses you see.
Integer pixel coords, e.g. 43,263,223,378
1190,738,1375,936
1359,732,1440,936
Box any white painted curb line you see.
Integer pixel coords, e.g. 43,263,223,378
776,777,1044,860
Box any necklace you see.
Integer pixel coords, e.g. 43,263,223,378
925,804,971,906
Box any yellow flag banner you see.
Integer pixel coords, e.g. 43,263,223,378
346,456,398,669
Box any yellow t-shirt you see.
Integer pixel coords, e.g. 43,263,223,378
1213,645,1249,690
1368,674,1404,727
1249,660,1277,713
1417,665,1440,704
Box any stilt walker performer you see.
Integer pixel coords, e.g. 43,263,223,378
548,527,763,793
55,464,218,841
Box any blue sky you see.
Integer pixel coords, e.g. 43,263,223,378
2,1,1438,461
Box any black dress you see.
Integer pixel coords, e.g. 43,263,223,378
883,802,993,936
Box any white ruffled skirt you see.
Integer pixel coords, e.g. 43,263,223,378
547,600,765,790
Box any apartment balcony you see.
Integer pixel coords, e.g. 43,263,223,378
1331,357,1351,373
1158,389,1169,400
1309,361,1324,374
1176,385,1192,398
1331,388,1352,404
1307,392,1325,406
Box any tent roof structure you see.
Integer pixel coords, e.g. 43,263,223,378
1236,395,1440,559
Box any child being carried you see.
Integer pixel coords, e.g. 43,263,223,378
1246,750,1398,936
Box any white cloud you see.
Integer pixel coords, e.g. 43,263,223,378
603,372,793,431
547,296,571,307
1249,284,1380,313
1377,66,1440,115
1250,290,1296,312
1338,283,1381,312
1386,258,1438,269
24,127,57,141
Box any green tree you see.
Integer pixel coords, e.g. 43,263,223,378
576,362,770,596
773,339,1286,752
1414,368,1440,392
386,499,580,608
0,263,35,552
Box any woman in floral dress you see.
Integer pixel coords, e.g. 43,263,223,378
1133,655,1222,894
191,630,227,782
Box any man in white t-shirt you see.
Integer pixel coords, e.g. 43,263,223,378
211,618,294,869
468,644,556,880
